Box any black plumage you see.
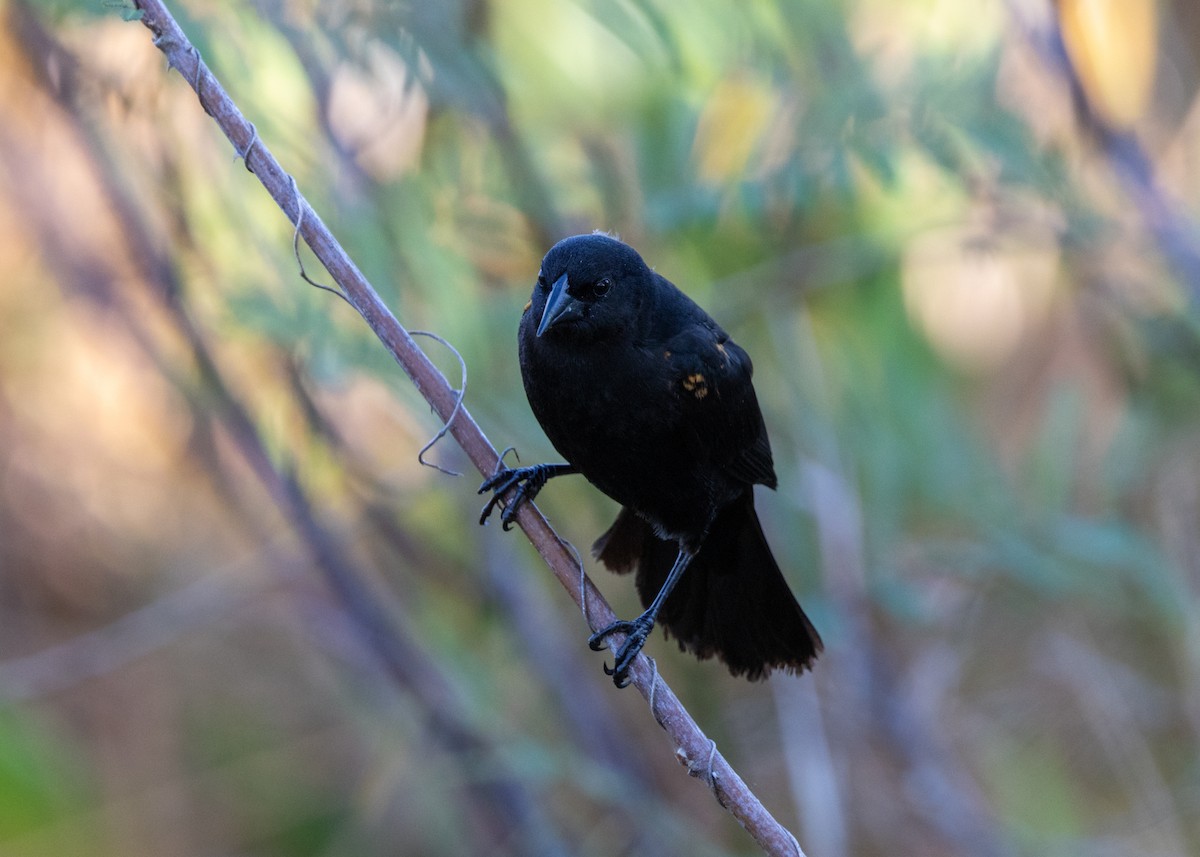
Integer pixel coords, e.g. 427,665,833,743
480,233,822,687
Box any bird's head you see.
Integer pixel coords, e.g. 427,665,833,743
529,233,652,342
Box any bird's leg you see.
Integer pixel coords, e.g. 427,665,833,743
478,462,577,530
588,546,697,688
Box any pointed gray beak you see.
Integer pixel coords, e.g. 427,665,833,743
536,272,584,336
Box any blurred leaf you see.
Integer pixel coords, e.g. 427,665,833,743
982,736,1084,841
0,710,91,840
1060,0,1158,129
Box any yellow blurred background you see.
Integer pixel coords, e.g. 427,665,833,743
2,0,1200,855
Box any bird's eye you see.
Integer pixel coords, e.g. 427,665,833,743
593,277,612,297
537,273,549,290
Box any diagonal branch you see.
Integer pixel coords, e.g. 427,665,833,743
128,1,810,855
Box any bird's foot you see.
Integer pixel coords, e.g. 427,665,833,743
588,616,654,688
477,464,555,530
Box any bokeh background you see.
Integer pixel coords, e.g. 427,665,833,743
2,0,1200,855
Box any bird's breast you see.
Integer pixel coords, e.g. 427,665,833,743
520,336,729,539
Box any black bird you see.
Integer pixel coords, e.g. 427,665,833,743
480,233,822,687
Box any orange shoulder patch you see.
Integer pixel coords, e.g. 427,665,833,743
681,373,709,399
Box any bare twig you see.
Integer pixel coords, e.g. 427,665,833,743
0,564,268,704
128,1,809,854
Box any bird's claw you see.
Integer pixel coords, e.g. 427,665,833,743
477,464,550,530
588,618,651,688
587,621,633,651
477,468,521,530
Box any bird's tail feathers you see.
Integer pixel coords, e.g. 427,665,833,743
591,506,645,574
592,497,822,679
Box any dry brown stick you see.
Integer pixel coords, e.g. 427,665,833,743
128,2,808,854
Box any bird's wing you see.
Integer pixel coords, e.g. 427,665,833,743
662,322,778,489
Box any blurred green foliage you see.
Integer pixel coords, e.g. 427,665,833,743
2,0,1200,855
